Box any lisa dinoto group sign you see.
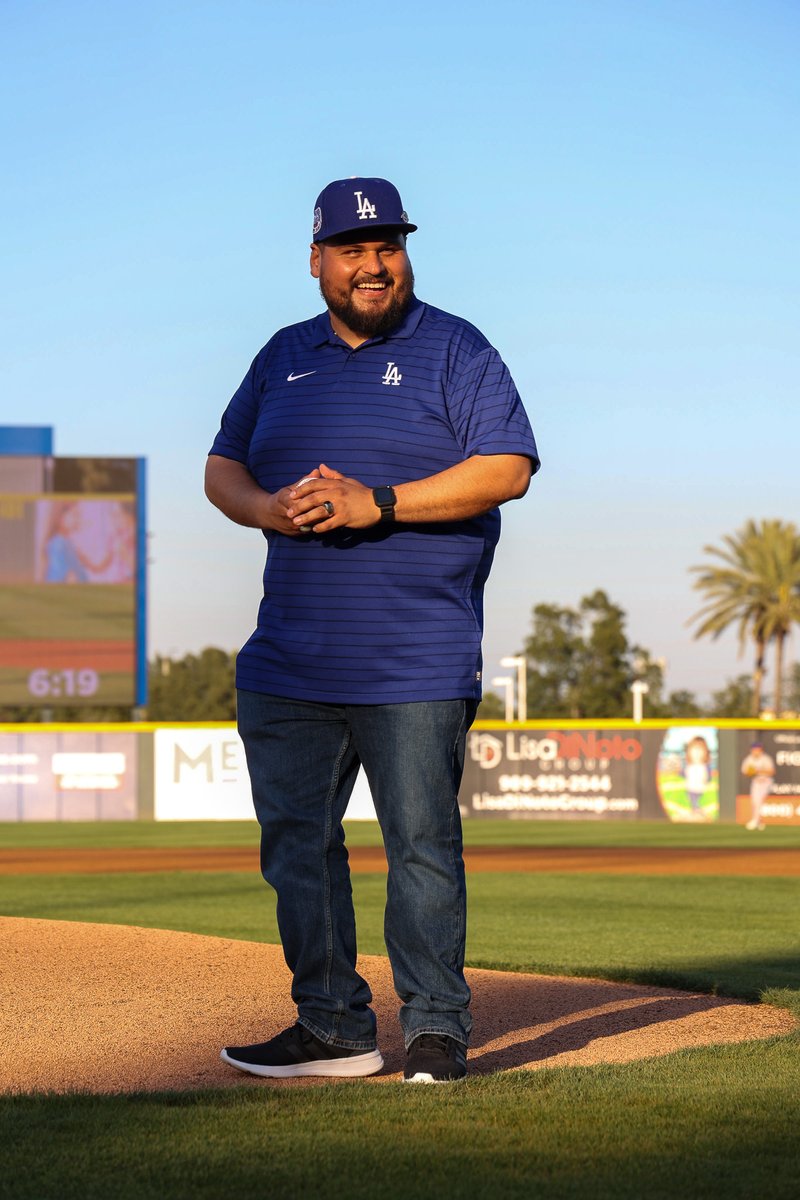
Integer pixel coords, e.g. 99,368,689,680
462,729,644,819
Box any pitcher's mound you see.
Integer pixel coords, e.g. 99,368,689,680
0,917,793,1094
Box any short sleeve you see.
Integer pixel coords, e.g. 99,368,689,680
445,347,540,473
208,356,261,463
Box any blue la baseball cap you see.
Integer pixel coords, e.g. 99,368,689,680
312,177,417,243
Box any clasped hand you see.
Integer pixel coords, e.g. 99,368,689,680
268,464,380,536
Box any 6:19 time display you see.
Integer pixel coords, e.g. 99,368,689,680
27,669,100,698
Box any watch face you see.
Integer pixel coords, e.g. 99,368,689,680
373,486,396,508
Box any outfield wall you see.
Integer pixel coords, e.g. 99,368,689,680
1,720,799,825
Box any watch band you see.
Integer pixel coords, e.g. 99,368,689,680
372,485,397,523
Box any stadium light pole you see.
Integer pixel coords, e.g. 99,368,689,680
491,676,514,722
500,655,527,722
631,680,649,723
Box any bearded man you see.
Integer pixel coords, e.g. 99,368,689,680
206,177,539,1082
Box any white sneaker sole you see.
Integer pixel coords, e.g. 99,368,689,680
220,1047,384,1078
404,1072,467,1084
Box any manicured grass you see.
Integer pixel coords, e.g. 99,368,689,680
2,870,798,999
3,823,800,1198
2,1038,800,1200
3,818,800,849
0,819,262,849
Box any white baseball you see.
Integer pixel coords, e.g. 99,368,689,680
296,476,318,531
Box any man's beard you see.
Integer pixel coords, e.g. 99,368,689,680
319,268,415,338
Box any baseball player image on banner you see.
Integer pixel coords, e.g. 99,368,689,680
735,730,800,828
740,739,775,830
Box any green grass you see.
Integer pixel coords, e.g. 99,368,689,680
3,822,800,1197
2,870,798,999
2,1040,800,1200
4,817,800,848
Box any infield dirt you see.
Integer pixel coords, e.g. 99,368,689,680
0,844,797,874
1,916,794,1094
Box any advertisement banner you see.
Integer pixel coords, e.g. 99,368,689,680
461,728,647,819
154,728,253,821
735,729,800,826
153,728,377,821
0,730,137,820
460,725,724,822
653,725,720,823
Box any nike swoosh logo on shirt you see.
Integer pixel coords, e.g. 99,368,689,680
287,371,317,382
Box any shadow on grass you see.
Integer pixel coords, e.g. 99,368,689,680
3,1054,800,1200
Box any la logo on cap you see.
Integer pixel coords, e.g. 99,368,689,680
355,191,378,220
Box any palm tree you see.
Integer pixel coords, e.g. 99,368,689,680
689,519,800,715
754,524,800,712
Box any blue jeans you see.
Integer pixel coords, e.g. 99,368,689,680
237,690,477,1051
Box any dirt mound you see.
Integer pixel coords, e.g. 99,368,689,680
0,917,793,1094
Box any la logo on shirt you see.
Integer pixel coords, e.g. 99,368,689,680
382,362,402,386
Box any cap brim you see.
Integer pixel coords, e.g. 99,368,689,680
315,222,417,244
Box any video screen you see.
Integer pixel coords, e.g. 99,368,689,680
0,457,145,707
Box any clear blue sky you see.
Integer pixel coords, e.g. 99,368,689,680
2,0,798,701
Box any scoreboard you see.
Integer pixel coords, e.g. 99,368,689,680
0,446,147,708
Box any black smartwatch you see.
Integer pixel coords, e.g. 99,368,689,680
372,485,397,523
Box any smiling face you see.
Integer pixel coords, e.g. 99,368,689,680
310,233,415,346
686,737,709,764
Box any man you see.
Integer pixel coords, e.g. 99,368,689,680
206,177,539,1082
741,740,775,831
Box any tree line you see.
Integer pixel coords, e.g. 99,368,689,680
479,517,800,721
478,588,800,721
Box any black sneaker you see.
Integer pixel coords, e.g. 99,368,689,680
221,1023,384,1078
403,1033,467,1083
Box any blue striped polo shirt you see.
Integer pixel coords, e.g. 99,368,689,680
209,297,539,703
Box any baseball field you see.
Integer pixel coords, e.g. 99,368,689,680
1,818,799,1198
